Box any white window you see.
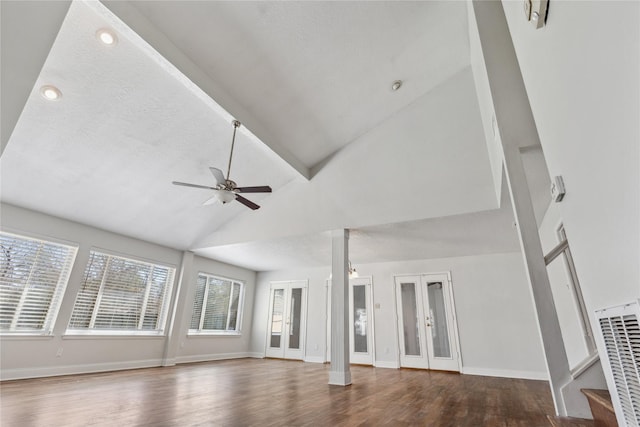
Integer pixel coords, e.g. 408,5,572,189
189,273,244,335
67,250,175,335
0,231,77,335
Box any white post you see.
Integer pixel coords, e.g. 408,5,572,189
162,251,194,366
471,0,571,415
329,229,351,386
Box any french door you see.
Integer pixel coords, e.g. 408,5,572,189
394,273,460,371
265,281,308,360
326,276,375,365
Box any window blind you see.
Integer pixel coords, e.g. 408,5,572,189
68,250,175,333
189,273,243,333
0,232,77,334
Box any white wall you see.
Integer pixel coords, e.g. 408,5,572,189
254,252,548,380
0,203,256,380
499,2,639,410
501,1,639,313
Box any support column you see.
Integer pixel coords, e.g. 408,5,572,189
162,250,194,366
329,229,351,386
471,0,571,415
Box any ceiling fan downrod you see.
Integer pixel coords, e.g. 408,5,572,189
226,120,241,181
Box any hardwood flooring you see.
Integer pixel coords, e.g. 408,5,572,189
1,358,556,427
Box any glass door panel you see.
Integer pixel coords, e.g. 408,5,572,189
400,282,421,356
427,281,451,358
288,288,302,350
269,289,284,349
352,284,368,353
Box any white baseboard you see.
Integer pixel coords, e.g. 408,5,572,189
461,366,548,380
0,358,163,381
175,352,253,364
374,360,400,369
304,356,326,364
248,352,265,359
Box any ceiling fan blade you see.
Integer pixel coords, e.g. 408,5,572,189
235,186,272,193
209,167,226,185
235,195,260,210
172,181,217,190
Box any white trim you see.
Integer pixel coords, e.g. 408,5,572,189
0,358,163,381
304,356,325,364
248,352,265,359
89,246,177,270
461,367,549,380
0,227,80,248
374,360,400,369
62,333,165,340
186,331,242,337
175,352,254,364
570,352,600,379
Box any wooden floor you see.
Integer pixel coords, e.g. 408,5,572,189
1,358,556,427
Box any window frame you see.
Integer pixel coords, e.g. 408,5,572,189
66,249,176,337
0,230,78,336
188,272,245,336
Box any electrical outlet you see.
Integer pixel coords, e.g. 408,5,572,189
56,347,63,357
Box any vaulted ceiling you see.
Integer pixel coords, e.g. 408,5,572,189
0,1,532,271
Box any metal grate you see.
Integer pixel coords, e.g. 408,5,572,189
596,301,640,427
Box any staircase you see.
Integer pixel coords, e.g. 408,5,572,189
581,389,618,427
547,389,618,427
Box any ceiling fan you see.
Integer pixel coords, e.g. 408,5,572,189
172,120,272,210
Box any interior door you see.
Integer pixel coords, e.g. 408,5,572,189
325,277,375,365
265,281,307,360
349,277,375,365
394,273,460,371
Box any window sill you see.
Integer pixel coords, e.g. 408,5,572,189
63,331,166,340
187,331,242,337
0,333,56,340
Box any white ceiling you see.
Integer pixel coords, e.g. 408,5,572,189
124,0,471,169
0,1,534,271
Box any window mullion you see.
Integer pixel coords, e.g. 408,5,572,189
89,256,112,329
9,242,43,330
199,278,210,331
225,283,234,330
137,265,154,330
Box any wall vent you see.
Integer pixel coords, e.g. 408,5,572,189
595,300,640,426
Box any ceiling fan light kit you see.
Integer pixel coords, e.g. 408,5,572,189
172,120,272,210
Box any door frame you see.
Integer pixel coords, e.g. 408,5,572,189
264,280,309,360
325,276,376,365
393,272,462,372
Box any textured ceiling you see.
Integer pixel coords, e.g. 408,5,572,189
0,0,533,271
125,1,471,170
0,1,298,250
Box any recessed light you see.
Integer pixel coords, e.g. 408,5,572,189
391,80,403,91
40,85,62,101
96,28,117,45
